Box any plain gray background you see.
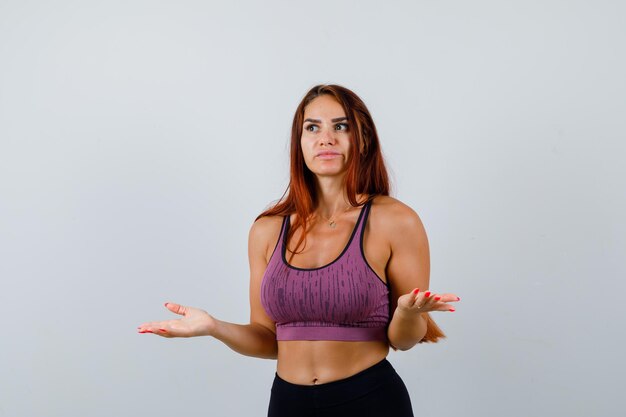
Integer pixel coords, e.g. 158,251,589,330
1,1,625,416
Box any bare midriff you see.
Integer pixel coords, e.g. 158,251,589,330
276,340,389,385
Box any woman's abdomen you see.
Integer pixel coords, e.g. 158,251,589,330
276,340,389,385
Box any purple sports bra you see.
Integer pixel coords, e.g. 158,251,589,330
260,200,390,342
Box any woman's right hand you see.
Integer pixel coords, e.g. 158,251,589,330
137,302,216,338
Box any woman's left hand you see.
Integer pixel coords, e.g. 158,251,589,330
396,288,460,314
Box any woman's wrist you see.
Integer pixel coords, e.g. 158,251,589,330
394,306,427,323
388,308,428,350
200,314,218,337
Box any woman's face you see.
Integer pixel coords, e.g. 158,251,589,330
300,95,351,178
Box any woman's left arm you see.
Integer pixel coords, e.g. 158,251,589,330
385,202,459,350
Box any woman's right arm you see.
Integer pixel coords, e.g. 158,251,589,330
137,217,279,359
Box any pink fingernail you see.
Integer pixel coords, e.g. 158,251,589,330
424,291,431,298
159,329,167,333
434,296,441,301
456,297,461,301
449,308,455,312
413,288,420,295
164,302,169,307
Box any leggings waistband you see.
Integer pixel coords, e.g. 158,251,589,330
268,358,414,416
273,359,395,398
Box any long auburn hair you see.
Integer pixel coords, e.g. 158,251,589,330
256,84,444,343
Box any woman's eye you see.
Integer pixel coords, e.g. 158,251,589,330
335,123,349,131
305,124,319,132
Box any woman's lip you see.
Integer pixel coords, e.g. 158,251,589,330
316,152,341,159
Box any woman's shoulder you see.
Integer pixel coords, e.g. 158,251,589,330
370,195,421,219
250,214,284,237
253,213,284,227
249,214,285,254
369,195,426,235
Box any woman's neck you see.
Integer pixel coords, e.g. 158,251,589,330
314,176,361,218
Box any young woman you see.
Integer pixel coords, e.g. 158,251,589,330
137,84,460,417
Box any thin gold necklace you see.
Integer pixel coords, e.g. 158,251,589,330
317,205,352,229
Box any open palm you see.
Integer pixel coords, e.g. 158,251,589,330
397,289,460,314
137,302,215,338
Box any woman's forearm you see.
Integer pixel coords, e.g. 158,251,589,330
210,319,278,359
387,309,427,351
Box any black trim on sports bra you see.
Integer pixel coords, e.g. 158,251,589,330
282,201,369,271
359,200,389,287
267,216,288,263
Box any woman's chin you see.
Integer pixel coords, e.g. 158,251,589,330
312,169,348,179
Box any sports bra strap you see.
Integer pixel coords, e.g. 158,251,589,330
354,199,372,242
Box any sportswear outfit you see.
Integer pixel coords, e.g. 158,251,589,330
261,200,414,417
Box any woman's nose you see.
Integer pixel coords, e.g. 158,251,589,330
319,126,337,145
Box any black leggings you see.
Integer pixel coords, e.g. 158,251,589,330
267,359,414,417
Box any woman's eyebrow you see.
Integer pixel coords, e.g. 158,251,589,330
303,117,348,123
